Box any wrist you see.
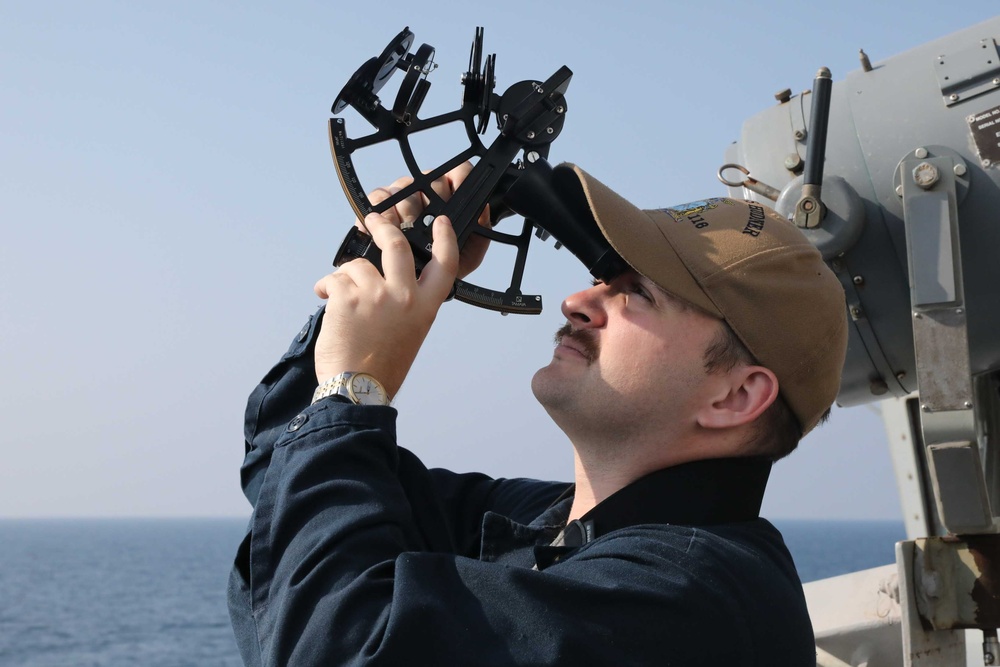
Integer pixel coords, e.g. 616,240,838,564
312,372,391,406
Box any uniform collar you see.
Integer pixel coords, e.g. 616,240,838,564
558,456,772,547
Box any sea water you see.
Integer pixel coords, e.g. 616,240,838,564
0,518,906,666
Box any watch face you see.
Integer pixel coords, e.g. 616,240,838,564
349,373,388,405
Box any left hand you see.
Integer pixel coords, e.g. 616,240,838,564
313,212,460,398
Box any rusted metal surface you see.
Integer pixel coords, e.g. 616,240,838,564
912,535,1000,630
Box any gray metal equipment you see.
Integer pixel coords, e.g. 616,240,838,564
720,17,1000,667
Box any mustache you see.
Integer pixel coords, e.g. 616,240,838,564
554,323,599,363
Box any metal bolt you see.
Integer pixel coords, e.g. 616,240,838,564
896,371,907,381
986,159,993,168
852,275,864,285
896,185,904,197
535,296,541,301
850,306,862,320
774,88,792,103
784,154,803,171
546,127,554,134
921,404,930,412
526,151,540,163
915,147,929,159
994,78,1000,85
912,162,940,189
956,308,964,314
954,163,967,176
964,401,973,408
913,311,923,318
555,105,565,114
526,131,536,140
950,93,960,101
969,115,977,123
794,129,807,141
802,199,816,212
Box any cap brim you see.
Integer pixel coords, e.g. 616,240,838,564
558,163,723,317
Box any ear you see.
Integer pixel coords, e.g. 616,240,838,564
696,366,779,430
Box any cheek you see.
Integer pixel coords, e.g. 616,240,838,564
598,322,709,397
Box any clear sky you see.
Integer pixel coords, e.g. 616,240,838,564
2,2,996,520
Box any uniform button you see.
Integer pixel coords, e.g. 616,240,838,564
297,320,310,342
288,414,308,432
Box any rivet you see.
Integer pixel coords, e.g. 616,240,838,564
964,401,973,408
526,131,536,140
896,371,907,381
956,308,964,314
546,127,554,134
954,163,967,177
794,129,807,141
921,404,930,412
915,147,928,159
913,311,923,318
896,185,904,197
852,275,864,285
950,93,960,101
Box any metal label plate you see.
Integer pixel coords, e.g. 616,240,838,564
968,105,1000,165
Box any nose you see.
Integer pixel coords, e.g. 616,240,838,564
561,283,608,328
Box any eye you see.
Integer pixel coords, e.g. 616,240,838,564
630,282,653,301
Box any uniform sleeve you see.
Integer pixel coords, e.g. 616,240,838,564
229,310,568,666
234,307,561,547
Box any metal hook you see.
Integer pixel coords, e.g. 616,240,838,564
717,163,782,201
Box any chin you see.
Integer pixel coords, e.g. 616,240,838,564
531,365,575,413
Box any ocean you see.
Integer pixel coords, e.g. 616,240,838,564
0,518,906,666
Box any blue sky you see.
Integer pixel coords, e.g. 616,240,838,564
3,2,996,519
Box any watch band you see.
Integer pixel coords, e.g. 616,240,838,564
311,372,389,406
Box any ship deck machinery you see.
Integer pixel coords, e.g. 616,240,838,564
721,17,1000,667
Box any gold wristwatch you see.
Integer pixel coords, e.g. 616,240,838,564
312,372,390,406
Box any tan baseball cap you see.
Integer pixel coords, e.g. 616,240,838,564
557,163,847,435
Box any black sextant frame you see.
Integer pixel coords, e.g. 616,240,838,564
328,27,573,314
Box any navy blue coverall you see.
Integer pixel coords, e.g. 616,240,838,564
228,309,816,665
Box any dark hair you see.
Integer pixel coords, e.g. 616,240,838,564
702,322,809,460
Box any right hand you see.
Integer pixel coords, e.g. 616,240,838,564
360,162,490,280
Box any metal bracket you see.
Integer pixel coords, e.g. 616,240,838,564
901,154,973,416
900,152,993,535
935,38,1000,106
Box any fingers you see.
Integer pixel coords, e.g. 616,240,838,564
364,163,475,229
362,212,416,286
419,216,459,301
367,176,429,228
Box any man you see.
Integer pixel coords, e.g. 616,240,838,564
228,162,847,665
